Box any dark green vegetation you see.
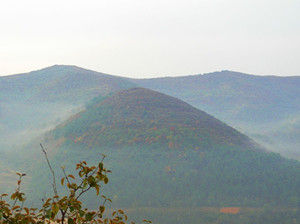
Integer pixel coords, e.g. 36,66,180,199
23,88,299,211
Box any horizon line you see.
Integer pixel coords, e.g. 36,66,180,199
0,64,299,79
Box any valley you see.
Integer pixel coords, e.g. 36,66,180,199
0,66,299,224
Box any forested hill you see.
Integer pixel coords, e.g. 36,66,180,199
1,66,299,159
130,71,300,159
0,65,135,104
0,65,136,149
131,70,300,124
52,87,256,150
27,88,300,209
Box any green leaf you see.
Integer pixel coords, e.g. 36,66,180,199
98,162,104,171
68,218,75,224
51,203,59,217
85,212,94,221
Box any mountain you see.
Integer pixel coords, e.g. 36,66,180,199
0,65,134,104
52,87,257,150
2,66,299,159
131,71,300,159
0,65,136,149
1,66,299,224
131,71,300,123
24,88,300,209
0,65,137,189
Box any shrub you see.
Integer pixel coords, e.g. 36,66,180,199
0,144,151,224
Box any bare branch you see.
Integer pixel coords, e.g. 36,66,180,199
40,143,58,196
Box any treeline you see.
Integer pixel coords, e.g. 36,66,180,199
27,144,300,208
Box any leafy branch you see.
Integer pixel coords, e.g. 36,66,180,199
0,144,151,224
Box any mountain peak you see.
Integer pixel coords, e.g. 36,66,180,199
204,70,250,78
54,88,255,150
97,87,205,121
36,64,99,74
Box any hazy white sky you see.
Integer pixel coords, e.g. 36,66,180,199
0,0,299,78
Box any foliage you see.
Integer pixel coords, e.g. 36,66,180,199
53,88,252,150
0,149,151,224
133,71,300,160
26,143,300,209
41,88,300,208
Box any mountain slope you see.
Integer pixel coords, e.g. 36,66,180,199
52,87,256,150
25,88,300,209
0,65,136,149
131,71,300,159
132,71,300,123
2,66,299,159
0,65,134,104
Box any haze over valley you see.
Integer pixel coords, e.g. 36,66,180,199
0,65,299,223
1,1,300,223
1,65,299,159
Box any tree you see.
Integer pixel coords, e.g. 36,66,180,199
0,144,151,224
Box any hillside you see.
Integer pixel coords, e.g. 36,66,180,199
131,71,300,123
0,65,136,149
0,65,134,104
1,66,299,159
52,88,256,150
131,71,300,159
24,88,300,209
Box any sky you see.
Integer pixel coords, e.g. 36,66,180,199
0,0,299,78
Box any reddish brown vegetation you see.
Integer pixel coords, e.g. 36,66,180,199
220,207,240,214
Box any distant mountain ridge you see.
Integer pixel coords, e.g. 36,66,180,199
0,65,136,149
0,65,299,159
0,65,135,104
131,70,300,123
131,70,300,159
